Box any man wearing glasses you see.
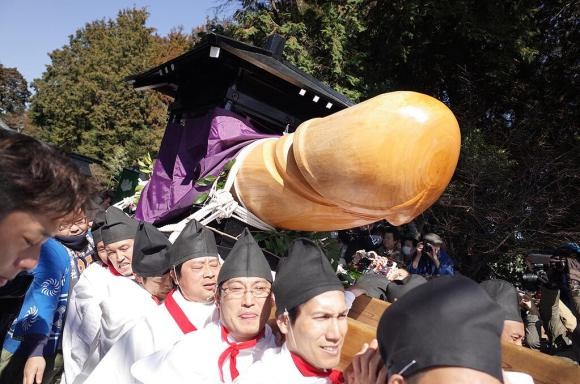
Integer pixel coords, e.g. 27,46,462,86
84,220,221,384
54,210,95,288
132,227,276,383
237,238,347,383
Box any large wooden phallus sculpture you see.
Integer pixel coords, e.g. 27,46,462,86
234,91,461,231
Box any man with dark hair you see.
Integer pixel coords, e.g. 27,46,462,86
238,238,347,383
374,224,401,262
0,131,91,286
132,228,276,383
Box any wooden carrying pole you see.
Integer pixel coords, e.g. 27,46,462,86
234,91,461,231
346,295,580,384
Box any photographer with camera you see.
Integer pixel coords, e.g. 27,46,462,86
523,244,580,362
543,244,579,361
408,233,454,277
338,224,383,264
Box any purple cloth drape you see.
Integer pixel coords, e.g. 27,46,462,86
135,108,279,224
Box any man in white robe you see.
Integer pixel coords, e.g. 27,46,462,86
71,212,172,382
131,228,276,384
62,210,113,383
84,220,221,384
62,263,112,383
236,238,347,384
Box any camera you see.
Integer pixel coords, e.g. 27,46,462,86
421,243,435,258
521,253,567,291
521,263,547,284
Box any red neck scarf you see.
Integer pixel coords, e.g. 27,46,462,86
108,264,121,276
217,325,264,382
290,352,344,384
164,289,197,334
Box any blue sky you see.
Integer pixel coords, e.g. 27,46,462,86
0,0,235,85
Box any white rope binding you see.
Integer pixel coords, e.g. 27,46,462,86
159,138,276,242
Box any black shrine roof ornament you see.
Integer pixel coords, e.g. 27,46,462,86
127,33,353,133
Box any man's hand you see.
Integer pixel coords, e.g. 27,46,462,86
345,339,387,384
23,355,46,384
519,292,532,310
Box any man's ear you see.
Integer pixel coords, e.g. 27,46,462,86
276,313,290,335
214,290,221,309
170,267,179,285
388,374,406,384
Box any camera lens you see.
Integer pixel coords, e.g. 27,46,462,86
521,273,539,283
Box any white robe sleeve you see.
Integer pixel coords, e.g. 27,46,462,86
131,343,208,384
131,324,221,384
84,310,167,384
62,265,110,384
76,276,157,381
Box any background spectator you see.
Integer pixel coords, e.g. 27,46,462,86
373,224,402,263
338,225,382,264
54,210,95,289
408,233,454,277
481,279,525,346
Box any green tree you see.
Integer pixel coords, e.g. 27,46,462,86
0,64,30,115
215,0,368,100
29,8,191,171
218,0,579,280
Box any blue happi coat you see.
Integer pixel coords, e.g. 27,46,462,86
3,238,70,357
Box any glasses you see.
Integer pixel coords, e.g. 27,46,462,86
220,285,271,299
58,217,87,232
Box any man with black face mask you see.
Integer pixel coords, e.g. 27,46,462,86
54,209,96,288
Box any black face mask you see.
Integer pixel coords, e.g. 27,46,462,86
55,233,89,251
